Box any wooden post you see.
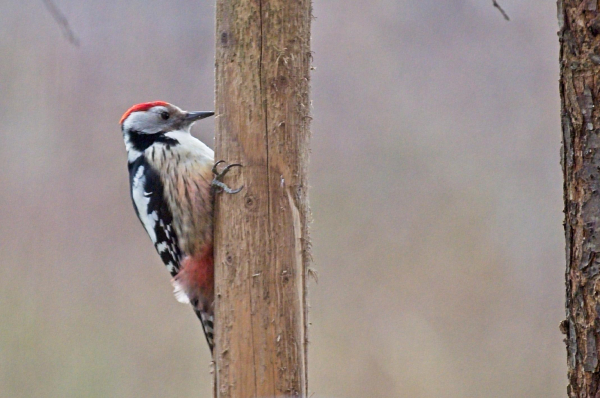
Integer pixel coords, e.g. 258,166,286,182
213,0,311,397
559,1,600,396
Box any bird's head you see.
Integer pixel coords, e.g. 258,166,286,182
120,101,214,134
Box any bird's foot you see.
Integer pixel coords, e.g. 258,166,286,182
212,160,243,194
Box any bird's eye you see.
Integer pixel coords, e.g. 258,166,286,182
160,111,170,120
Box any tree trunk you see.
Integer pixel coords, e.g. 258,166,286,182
559,1,600,396
213,0,311,397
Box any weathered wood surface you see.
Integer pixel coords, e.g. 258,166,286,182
559,1,600,396
213,0,312,396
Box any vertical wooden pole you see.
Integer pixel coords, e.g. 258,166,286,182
559,1,600,396
213,0,311,397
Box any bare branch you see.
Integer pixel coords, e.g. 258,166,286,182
41,0,80,47
492,0,510,21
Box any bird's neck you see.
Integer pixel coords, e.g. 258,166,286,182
124,128,181,163
123,128,213,165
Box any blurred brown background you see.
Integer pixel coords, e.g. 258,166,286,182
0,1,562,397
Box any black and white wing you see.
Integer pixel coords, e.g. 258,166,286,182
128,157,181,277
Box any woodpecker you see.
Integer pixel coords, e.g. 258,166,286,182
120,101,240,353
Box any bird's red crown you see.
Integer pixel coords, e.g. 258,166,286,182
120,101,169,124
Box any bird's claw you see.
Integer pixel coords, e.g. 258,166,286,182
212,160,244,194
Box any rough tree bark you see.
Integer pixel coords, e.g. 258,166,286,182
559,1,600,396
213,1,312,397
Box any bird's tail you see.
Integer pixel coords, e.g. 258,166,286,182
172,277,214,353
192,300,214,353
171,253,215,354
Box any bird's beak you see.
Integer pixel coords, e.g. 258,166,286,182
185,111,214,122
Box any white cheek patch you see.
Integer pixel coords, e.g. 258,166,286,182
124,111,164,134
131,166,157,243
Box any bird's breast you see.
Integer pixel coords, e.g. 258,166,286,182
143,143,215,257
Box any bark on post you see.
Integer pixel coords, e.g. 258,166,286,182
559,1,600,396
213,1,311,397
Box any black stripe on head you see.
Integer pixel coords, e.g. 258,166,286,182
127,129,179,152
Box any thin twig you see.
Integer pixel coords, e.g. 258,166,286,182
41,0,80,46
492,0,510,21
